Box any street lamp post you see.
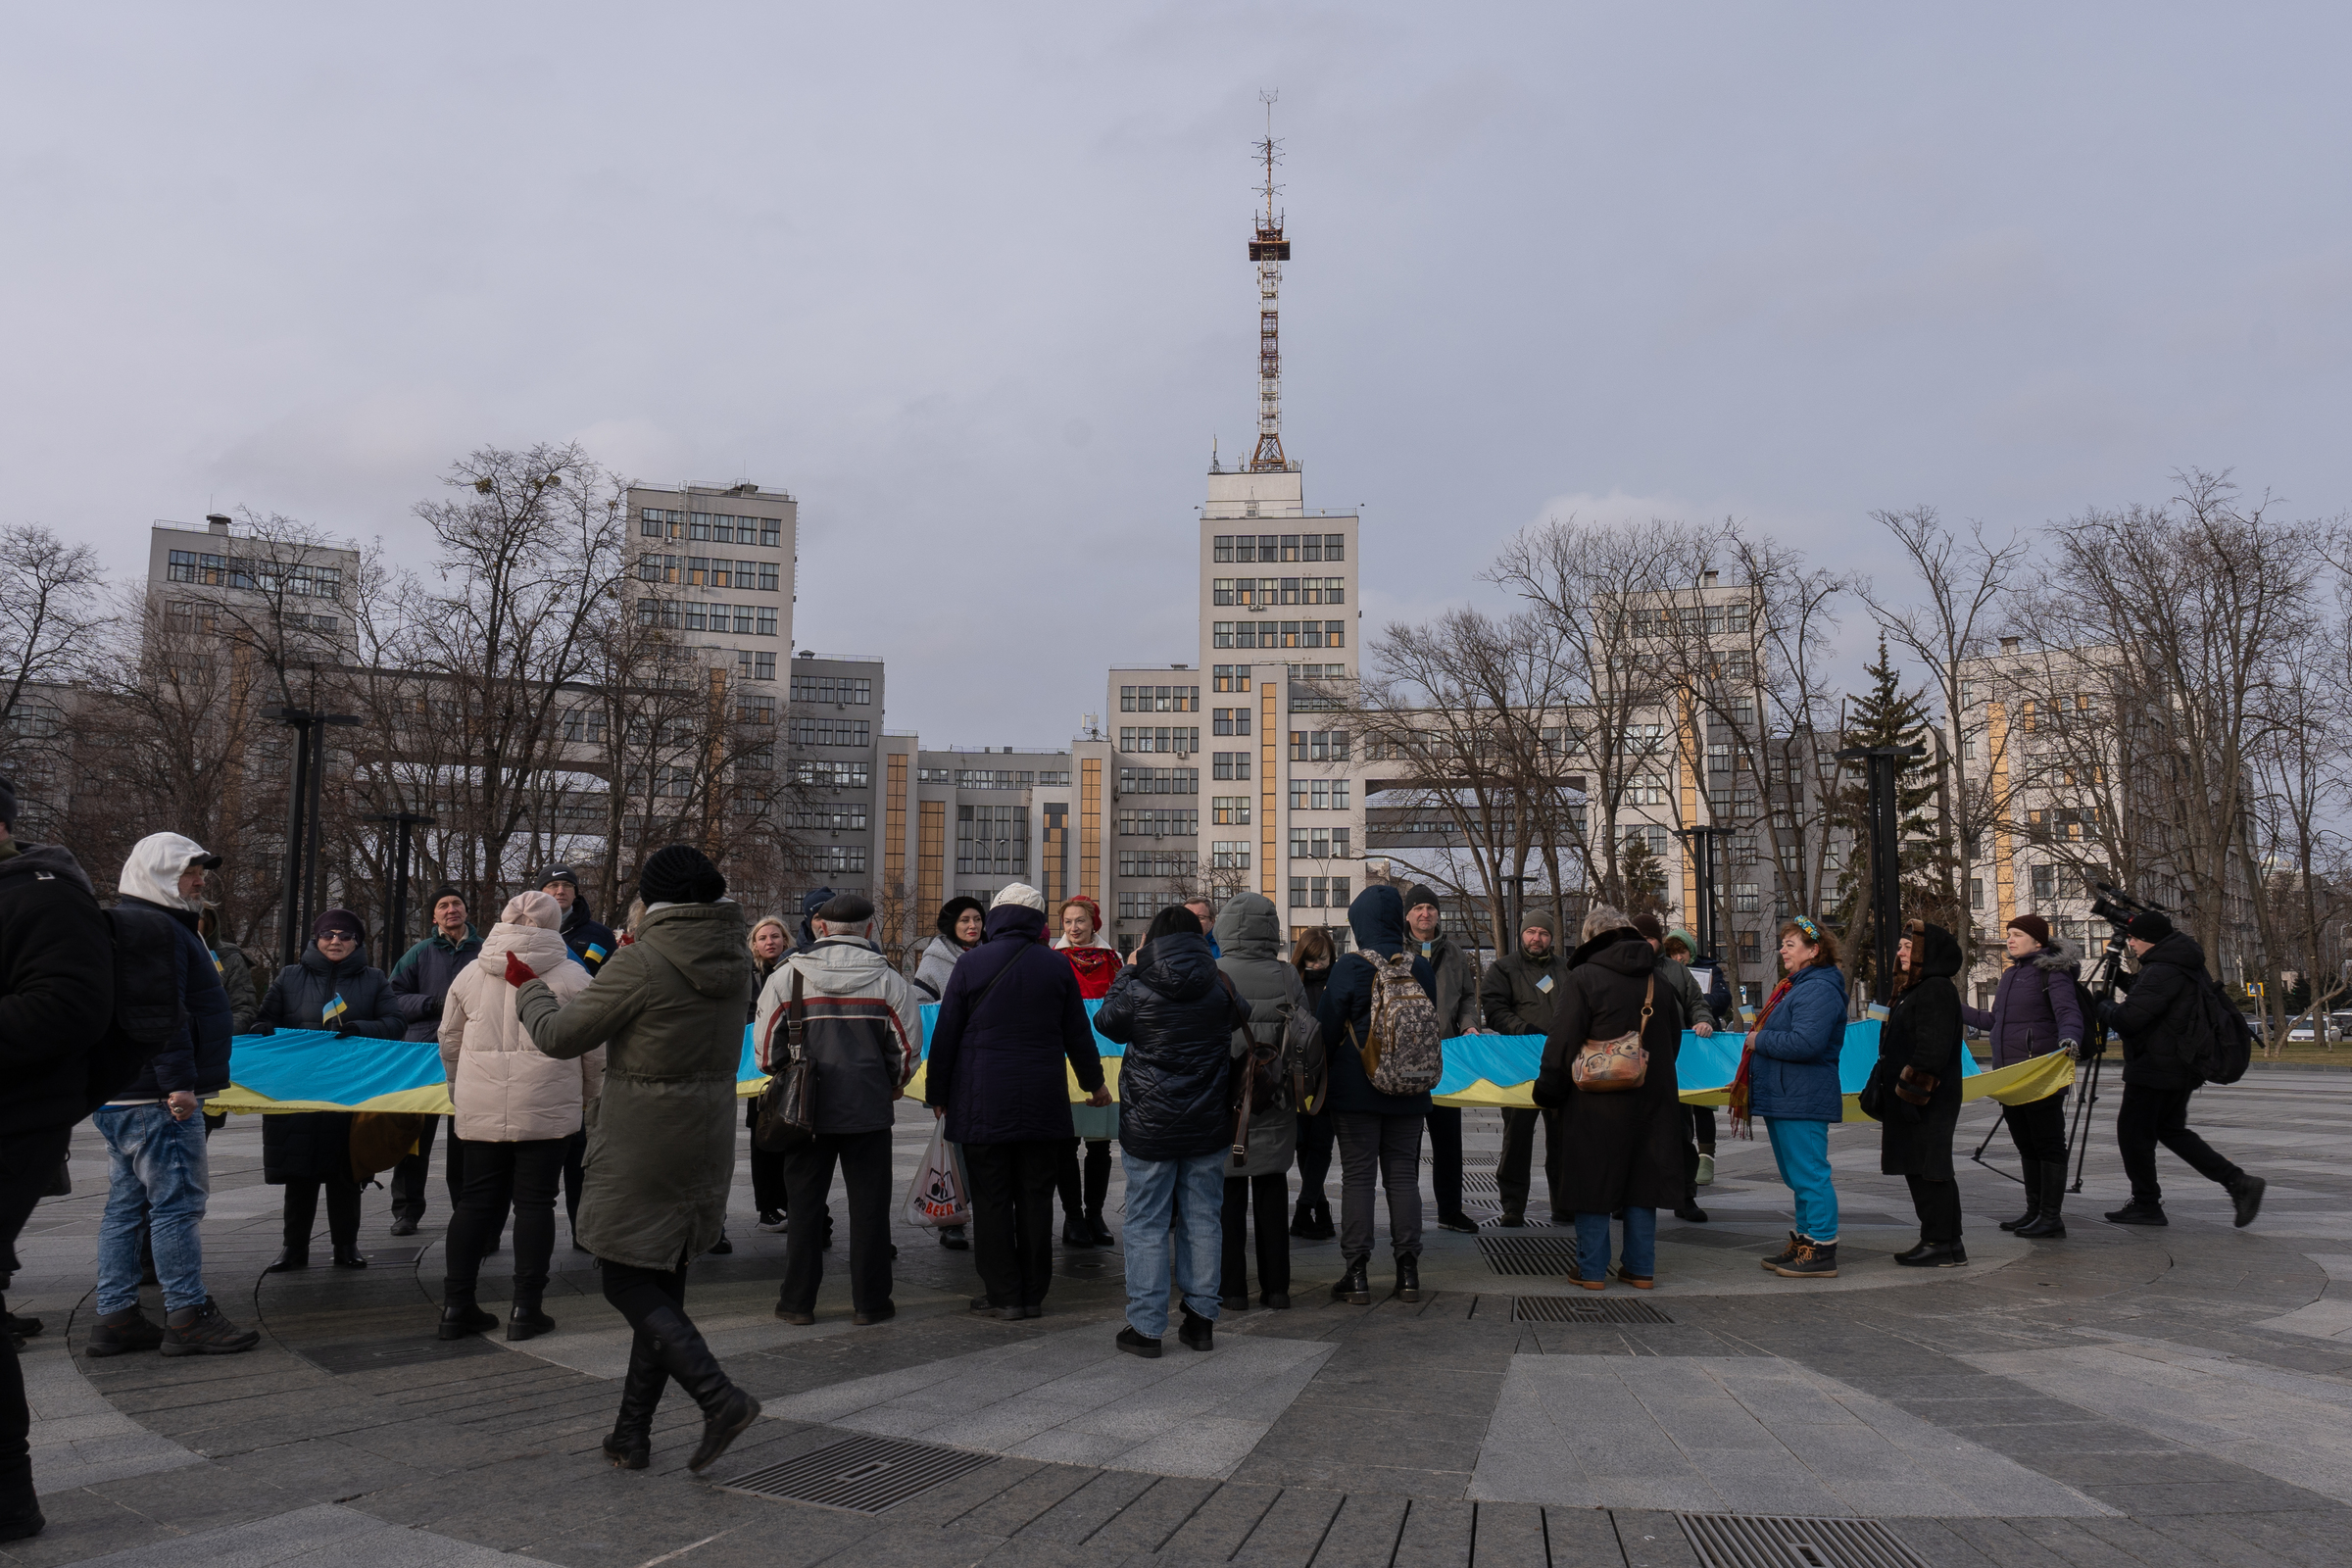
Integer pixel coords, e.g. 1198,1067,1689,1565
1836,743,1926,1004
267,705,362,967
366,811,439,969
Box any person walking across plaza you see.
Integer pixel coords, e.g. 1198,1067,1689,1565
761,893,920,1328
386,886,481,1237
1287,927,1338,1240
1053,895,1120,1248
925,884,1107,1319
435,891,603,1343
746,915,792,1233
1318,884,1439,1305
258,907,402,1271
1534,906,1685,1289
1880,920,1970,1267
1402,886,1483,1235
1214,892,1311,1309
2099,911,2266,1229
1481,909,1565,1227
1097,906,1250,1355
1958,913,2083,1239
514,845,760,1474
87,834,259,1358
1735,917,1847,1280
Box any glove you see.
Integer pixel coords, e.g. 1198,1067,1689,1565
505,953,537,987
423,994,445,1018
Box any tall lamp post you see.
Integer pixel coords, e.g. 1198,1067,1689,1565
267,705,362,967
1836,743,1926,1004
366,811,438,970
1675,825,1730,965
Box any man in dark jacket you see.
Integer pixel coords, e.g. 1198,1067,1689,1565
924,885,1106,1319
89,834,260,1359
1634,914,1716,1224
0,782,118,1541
1403,886,1483,1235
1958,913,2084,1238
540,865,616,974
2099,912,2265,1228
1481,910,1565,1226
386,887,481,1236
1318,884,1439,1304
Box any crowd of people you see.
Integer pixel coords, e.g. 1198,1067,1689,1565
0,772,2275,1541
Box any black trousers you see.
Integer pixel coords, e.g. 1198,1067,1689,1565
964,1139,1060,1308
1906,1175,1963,1244
601,1258,688,1327
746,1101,789,1217
1689,1105,1716,1150
282,1173,362,1254
1424,1105,1464,1219
0,1125,72,1512
2118,1084,2242,1206
1220,1172,1290,1298
1295,1109,1333,1204
441,1129,512,1245
2005,1091,2069,1165
390,1116,439,1222
562,1129,585,1235
1496,1106,1563,1215
779,1128,893,1315
1054,1138,1111,1220
445,1138,566,1298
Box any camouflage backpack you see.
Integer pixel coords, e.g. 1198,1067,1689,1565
1352,950,1445,1096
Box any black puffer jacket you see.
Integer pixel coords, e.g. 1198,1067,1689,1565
257,944,402,1185
2106,930,2214,1090
1096,930,1248,1161
1879,922,1965,1180
1533,929,1685,1211
0,843,116,1134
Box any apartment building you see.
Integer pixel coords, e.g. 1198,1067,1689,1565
149,514,360,647
627,482,796,689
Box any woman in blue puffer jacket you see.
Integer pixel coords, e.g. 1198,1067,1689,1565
1736,917,1848,1280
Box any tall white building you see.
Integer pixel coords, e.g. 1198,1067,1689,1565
626,481,796,687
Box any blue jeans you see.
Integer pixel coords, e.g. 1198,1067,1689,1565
1574,1207,1656,1281
94,1103,212,1313
1764,1117,1839,1243
1120,1150,1225,1339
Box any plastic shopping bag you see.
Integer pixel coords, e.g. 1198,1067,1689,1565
904,1119,971,1230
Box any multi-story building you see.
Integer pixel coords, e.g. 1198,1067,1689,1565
627,481,796,690
149,514,360,648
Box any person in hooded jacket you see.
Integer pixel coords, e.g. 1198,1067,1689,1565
2097,911,2266,1229
434,891,604,1343
1214,892,1309,1309
86,834,259,1358
1097,906,1250,1356
385,887,482,1238
745,915,793,1233
910,895,986,1252
1737,917,1847,1280
1481,909,1566,1227
1317,884,1438,1306
1053,895,1120,1248
1402,885,1483,1236
258,907,403,1271
1533,907,1685,1289
1286,927,1338,1240
926,884,1107,1318
513,845,760,1475
1957,913,2084,1239
1879,920,1969,1267
540,865,617,974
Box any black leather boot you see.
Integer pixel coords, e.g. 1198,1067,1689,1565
1332,1254,1371,1305
602,1331,667,1469
438,1287,497,1341
641,1303,761,1473
1396,1253,1422,1303
1998,1177,2042,1232
2016,1162,2068,1239
507,1292,557,1342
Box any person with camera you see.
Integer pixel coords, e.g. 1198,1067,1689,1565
1877,920,1969,1267
2098,911,2265,1228
1957,913,2082,1239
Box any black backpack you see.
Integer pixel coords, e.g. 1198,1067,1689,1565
2191,977,2254,1086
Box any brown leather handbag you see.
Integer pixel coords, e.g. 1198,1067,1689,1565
1571,976,1654,1093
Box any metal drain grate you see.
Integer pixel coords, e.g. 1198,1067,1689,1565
1460,1172,1500,1195
1677,1513,1928,1568
1513,1296,1673,1324
722,1435,999,1514
1476,1235,1579,1275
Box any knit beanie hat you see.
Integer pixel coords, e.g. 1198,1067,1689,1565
2127,909,2173,943
314,907,366,942
639,845,725,905
539,863,580,889
993,883,1046,911
2007,912,2050,946
427,884,466,912
1403,883,1440,913
1631,912,1665,942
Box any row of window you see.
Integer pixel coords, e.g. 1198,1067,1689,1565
788,805,868,832
1212,708,1251,736
911,767,1070,788
956,804,1027,875
1119,685,1200,712
1212,577,1346,608
640,509,784,548
737,695,776,723
1208,841,1251,869
1290,827,1351,858
1291,779,1350,810
1211,752,1252,780
637,555,781,592
1625,602,1752,637
1118,809,1197,837
1120,726,1200,754
1291,729,1349,762
789,675,871,706
1214,620,1346,650
791,717,870,748
166,551,344,600
1210,664,1253,692
795,760,869,789
1210,796,1250,825
637,600,779,635
736,651,779,681
1213,533,1346,563
1290,876,1353,909
1117,851,1193,878
166,601,340,636
1119,766,1197,795
806,845,867,873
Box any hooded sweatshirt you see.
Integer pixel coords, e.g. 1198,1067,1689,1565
1317,884,1438,1116
1215,891,1310,1175
1095,928,1248,1160
110,832,233,1101
439,892,603,1142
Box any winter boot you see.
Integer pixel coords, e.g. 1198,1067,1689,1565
506,1291,557,1342
84,1306,165,1358
1178,1308,1214,1352
602,1331,668,1470
1333,1254,1371,1305
1083,1147,1113,1246
438,1286,498,1341
1695,1152,1716,1187
2229,1174,2267,1229
1396,1253,1422,1303
640,1303,760,1473
1310,1198,1336,1239
2016,1162,2069,1239
1116,1325,1161,1358
1760,1231,1801,1270
159,1298,261,1356
1998,1176,2042,1232
1061,1214,1092,1248
1893,1241,1968,1268
1768,1238,1838,1279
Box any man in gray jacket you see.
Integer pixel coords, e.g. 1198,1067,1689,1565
1479,910,1564,1226
1404,886,1485,1233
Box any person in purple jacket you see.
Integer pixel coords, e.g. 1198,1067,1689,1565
1958,913,2083,1240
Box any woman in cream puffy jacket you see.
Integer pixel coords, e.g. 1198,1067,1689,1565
435,892,605,1342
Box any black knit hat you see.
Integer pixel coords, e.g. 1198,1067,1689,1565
1403,883,1440,912
936,895,985,944
638,845,725,905
2127,909,2173,943
426,884,466,911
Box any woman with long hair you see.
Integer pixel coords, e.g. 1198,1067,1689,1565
1053,895,1119,1247
1286,927,1338,1239
1730,917,1848,1280
745,915,793,1233
1880,919,1969,1267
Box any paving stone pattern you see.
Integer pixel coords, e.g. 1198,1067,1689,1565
6,1071,2352,1565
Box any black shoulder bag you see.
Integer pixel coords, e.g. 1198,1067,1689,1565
753,969,816,1152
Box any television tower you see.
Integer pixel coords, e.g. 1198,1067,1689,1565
1247,92,1292,472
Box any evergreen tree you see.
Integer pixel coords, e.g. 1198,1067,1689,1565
1831,637,1951,993
1616,831,1670,918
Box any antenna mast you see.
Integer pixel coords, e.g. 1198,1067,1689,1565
1247,91,1291,472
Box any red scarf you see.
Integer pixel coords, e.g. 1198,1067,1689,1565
1728,975,1795,1140
1063,944,1121,1000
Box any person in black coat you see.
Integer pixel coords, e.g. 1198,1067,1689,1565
2097,911,2265,1228
385,887,482,1237
923,887,1106,1318
257,908,404,1270
1533,909,1684,1290
1879,920,1969,1267
539,864,616,974
1095,907,1249,1356
1286,927,1339,1241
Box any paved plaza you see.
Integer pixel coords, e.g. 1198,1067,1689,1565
10,1070,2352,1567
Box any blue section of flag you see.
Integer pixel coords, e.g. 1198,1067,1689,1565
586,943,609,962
321,994,348,1023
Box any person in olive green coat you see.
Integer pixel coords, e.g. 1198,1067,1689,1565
513,846,759,1477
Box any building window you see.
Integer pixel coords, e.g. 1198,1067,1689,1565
1289,729,1349,762
1213,535,1235,563
1212,707,1251,737
755,608,778,636
1211,796,1250,826
736,694,776,724
1116,808,1199,838
1733,882,1759,914
790,717,871,747
795,759,870,789
1968,877,1984,910
790,674,872,705
2031,864,2055,902
1117,726,1200,754
1211,751,1250,781
1209,841,1250,870
1212,664,1250,693
956,804,1028,876
1120,685,1200,713
1117,851,1191,878
1117,766,1199,794
1289,779,1351,810
1737,929,1761,964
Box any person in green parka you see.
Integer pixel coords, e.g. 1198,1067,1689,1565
512,845,759,1476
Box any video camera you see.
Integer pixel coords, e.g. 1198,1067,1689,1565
2088,881,2170,936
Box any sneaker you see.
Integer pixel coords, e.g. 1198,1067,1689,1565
938,1226,969,1250
1116,1325,1162,1359
755,1209,789,1234
2230,1175,2267,1229
85,1306,165,1358
1494,1205,1526,1229
1768,1240,1838,1279
1177,1308,1213,1352
2103,1203,2168,1227
159,1299,260,1356
1761,1231,1801,1270
1695,1153,1716,1187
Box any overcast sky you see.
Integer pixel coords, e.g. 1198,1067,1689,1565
8,4,2349,747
